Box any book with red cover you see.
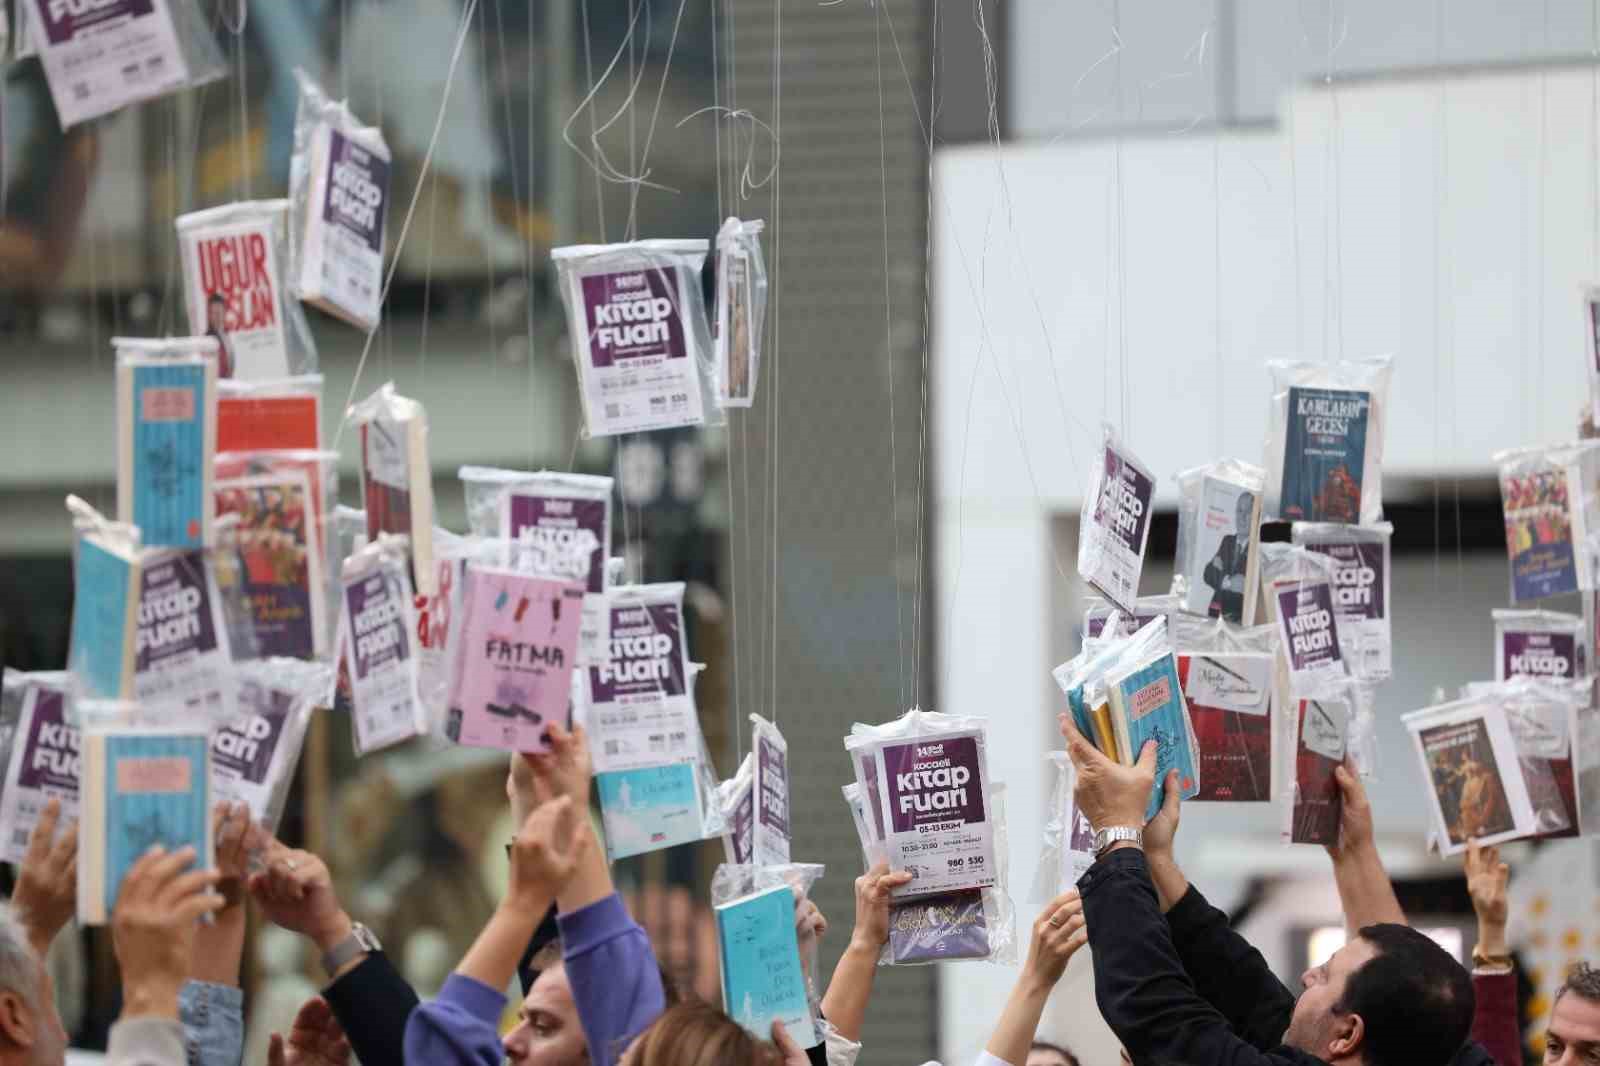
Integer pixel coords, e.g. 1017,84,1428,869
217,388,320,453
1178,653,1273,802
1287,697,1346,844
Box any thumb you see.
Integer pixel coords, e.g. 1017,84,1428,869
1160,768,1181,819
1135,739,1158,776
268,1034,286,1066
771,1020,802,1055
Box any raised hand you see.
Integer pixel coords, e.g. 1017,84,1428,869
247,844,353,953
1465,838,1510,957
12,797,78,952
771,1020,812,1066
213,801,267,905
267,997,351,1066
1325,759,1375,861
1058,713,1156,831
112,846,224,1019
849,863,914,950
1023,889,1088,989
506,795,588,916
523,721,594,809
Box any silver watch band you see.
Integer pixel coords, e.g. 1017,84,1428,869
321,923,379,977
1093,825,1143,856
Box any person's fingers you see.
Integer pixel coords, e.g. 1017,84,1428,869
1134,739,1159,776
46,817,78,876
25,797,61,866
1466,836,1481,872
1160,769,1181,819
158,868,222,910
770,1020,803,1056
267,1033,286,1066
173,889,226,926
144,844,200,888
1047,887,1081,911
867,860,890,878
1059,715,1099,767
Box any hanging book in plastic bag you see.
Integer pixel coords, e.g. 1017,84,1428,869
551,239,719,436
350,383,437,596
1081,593,1180,640
1174,460,1265,625
75,700,214,925
1583,284,1600,430
214,449,339,660
0,672,77,865
1180,651,1274,802
1032,754,1100,901
116,337,218,550
213,659,328,833
460,465,614,665
25,0,224,129
1261,544,1348,695
711,863,825,1048
177,200,319,380
1280,679,1355,846
717,752,756,864
845,708,997,899
339,534,427,756
1263,356,1392,525
1291,522,1392,682
290,70,392,332
1493,609,1586,683
713,217,767,408
750,714,792,866
1078,425,1155,613
66,497,143,700
1494,441,1600,602
133,543,237,721
442,560,584,753
217,375,323,452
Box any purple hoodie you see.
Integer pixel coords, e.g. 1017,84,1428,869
404,893,667,1066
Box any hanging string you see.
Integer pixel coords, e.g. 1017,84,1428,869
223,0,249,197
475,1,499,393
1212,29,1224,459
767,0,783,723
910,0,938,710
873,0,906,712
333,0,483,451
1430,0,1446,591
579,0,608,239
1537,0,1549,438
1113,0,1130,436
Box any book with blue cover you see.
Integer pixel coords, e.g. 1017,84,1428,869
596,763,706,861
1279,386,1369,524
77,726,213,925
715,882,818,1048
1105,651,1201,821
116,345,217,549
69,533,143,700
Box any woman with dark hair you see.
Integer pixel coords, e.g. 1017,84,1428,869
618,1002,801,1066
1028,1040,1080,1066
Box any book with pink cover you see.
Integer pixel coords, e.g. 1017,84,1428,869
445,565,586,752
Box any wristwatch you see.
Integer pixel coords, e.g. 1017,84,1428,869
321,922,382,977
1092,826,1143,856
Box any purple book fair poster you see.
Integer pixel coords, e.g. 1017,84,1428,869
590,603,686,703
1503,632,1580,680
877,733,995,898
506,494,607,593
1276,581,1344,688
0,688,79,864
325,130,390,254
582,269,687,368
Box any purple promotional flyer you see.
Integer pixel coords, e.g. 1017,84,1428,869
754,732,791,864
875,732,995,898
324,130,390,255
31,0,188,128
1275,581,1345,689
1302,536,1391,679
0,687,79,864
590,603,687,702
134,549,230,716
210,686,290,820
1503,632,1580,680
584,595,698,774
347,568,409,682
505,493,608,594
342,560,425,754
581,269,688,368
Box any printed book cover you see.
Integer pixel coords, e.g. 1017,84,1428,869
1178,654,1272,803
1279,386,1369,523
360,410,436,597
78,728,212,926
597,762,706,861
1084,441,1155,611
214,471,324,659
117,357,216,549
180,213,290,379
1106,652,1200,820
1288,698,1346,845
0,684,78,865
133,549,232,718
1500,465,1579,602
1183,475,1261,625
888,890,990,964
69,534,142,699
716,882,819,1048
217,390,320,452
1416,714,1520,850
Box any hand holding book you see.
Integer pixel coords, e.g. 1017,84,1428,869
112,845,225,1020
1058,710,1158,833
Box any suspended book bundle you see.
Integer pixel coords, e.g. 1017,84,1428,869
713,217,768,408
350,384,436,597
1179,650,1275,803
291,71,392,332
213,659,329,833
1493,609,1587,683
711,864,824,1049
1174,460,1265,626
0,672,77,864
1034,755,1097,894
25,0,223,129
1261,545,1347,695
1494,441,1600,603
66,498,144,700
552,240,720,437
1280,681,1357,847
1078,425,1156,613
177,200,319,381
339,534,427,756
750,714,792,867
115,337,218,550
1082,593,1181,640
1263,357,1393,526
1292,522,1393,682
217,376,323,453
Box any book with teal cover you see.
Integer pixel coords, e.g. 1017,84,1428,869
1107,652,1201,821
596,763,705,861
78,728,212,925
715,882,818,1048
69,536,141,699
119,358,215,549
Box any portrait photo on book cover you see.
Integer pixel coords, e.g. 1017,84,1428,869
1199,487,1257,622
1420,719,1514,844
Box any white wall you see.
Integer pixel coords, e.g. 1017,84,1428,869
933,66,1600,1066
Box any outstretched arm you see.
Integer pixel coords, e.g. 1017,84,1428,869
1465,840,1520,1066
1325,760,1406,933
819,863,912,1042
984,891,1086,1066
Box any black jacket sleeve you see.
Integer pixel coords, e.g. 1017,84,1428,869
321,951,421,1066
1078,847,1321,1066
1166,884,1297,1049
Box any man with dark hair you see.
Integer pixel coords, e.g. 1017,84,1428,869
1061,716,1480,1066
205,292,236,379
1545,963,1600,1066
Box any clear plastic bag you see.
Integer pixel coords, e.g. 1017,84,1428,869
1174,460,1266,625
217,374,324,452
215,659,330,833
550,240,721,437
329,506,368,713
24,0,224,129
710,862,826,1048
717,752,756,864
115,337,219,550
1494,676,1587,838
1493,608,1587,682
66,496,144,700
214,449,340,660
176,200,320,380
73,699,216,925
132,543,240,722
338,533,427,756
1260,544,1347,696
1032,753,1097,901
844,708,997,899
440,559,585,753
415,529,496,730
1262,356,1393,525
290,69,392,332
1292,521,1393,682
1279,676,1359,846
1583,284,1600,430
1081,593,1180,640
0,671,77,865
349,383,437,596
458,465,614,665
713,217,767,408
1077,424,1155,613
1493,441,1600,602
749,713,792,866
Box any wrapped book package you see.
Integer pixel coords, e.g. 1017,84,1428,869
350,383,437,597
1078,424,1155,613
1493,609,1587,683
1174,459,1265,625
1291,522,1393,682
1494,441,1600,603
713,217,768,407
339,533,427,756
1263,356,1393,526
